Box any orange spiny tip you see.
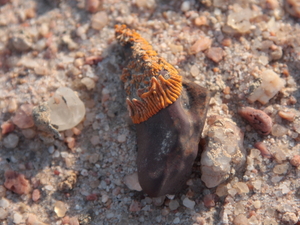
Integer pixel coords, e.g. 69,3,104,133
115,24,182,124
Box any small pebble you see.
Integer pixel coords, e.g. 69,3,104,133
233,214,248,225
10,33,32,52
273,148,286,163
239,107,273,135
91,11,108,30
101,194,109,203
285,0,300,18
88,153,100,164
0,186,6,197
152,196,165,206
205,47,224,63
65,137,76,149
234,182,249,194
85,56,102,65
278,110,295,122
81,77,95,90
181,1,190,12
3,133,19,149
13,212,23,224
106,212,114,219
69,217,80,225
0,208,8,220
290,155,300,167
135,0,156,9
253,200,261,209
1,121,15,135
216,184,228,197
86,0,101,13
90,135,100,146
48,146,55,154
62,35,78,50
32,189,41,202
182,197,195,210
173,217,180,224
54,201,67,217
282,212,298,224
124,172,142,191
203,194,215,208
7,98,18,113
0,198,10,208
194,16,208,26
190,36,212,54
254,142,272,158
271,124,288,137
0,0,9,5
169,199,179,211
222,38,232,47
273,163,289,175
12,104,34,129
22,128,36,139
129,200,141,212
4,170,31,195
86,194,98,201
34,66,48,76
266,0,279,9
248,69,285,104
117,134,126,143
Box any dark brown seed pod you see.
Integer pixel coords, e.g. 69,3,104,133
115,24,210,196
136,82,210,196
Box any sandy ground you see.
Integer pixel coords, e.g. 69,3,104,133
0,0,300,224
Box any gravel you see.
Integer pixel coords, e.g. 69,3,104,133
0,0,300,224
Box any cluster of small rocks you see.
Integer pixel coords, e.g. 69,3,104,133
0,0,300,224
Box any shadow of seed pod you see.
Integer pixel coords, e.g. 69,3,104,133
136,81,210,197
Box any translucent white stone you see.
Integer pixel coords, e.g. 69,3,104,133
201,116,246,188
48,87,86,131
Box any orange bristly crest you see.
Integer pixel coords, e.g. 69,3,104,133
115,24,182,124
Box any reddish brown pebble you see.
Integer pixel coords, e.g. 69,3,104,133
129,200,141,212
72,127,81,136
86,194,98,201
223,86,230,95
86,0,101,13
26,214,42,225
290,155,300,167
282,68,289,77
12,104,34,129
288,96,297,105
4,170,31,195
85,55,102,65
65,137,76,149
203,194,215,208
0,0,9,5
213,67,220,73
1,121,15,135
69,217,80,225
205,47,224,63
194,16,208,26
190,36,212,54
221,38,232,47
62,216,70,224
285,0,300,18
32,189,41,202
278,110,295,122
254,142,272,158
239,107,273,135
265,0,279,9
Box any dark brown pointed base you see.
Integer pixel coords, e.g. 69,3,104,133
136,81,210,197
